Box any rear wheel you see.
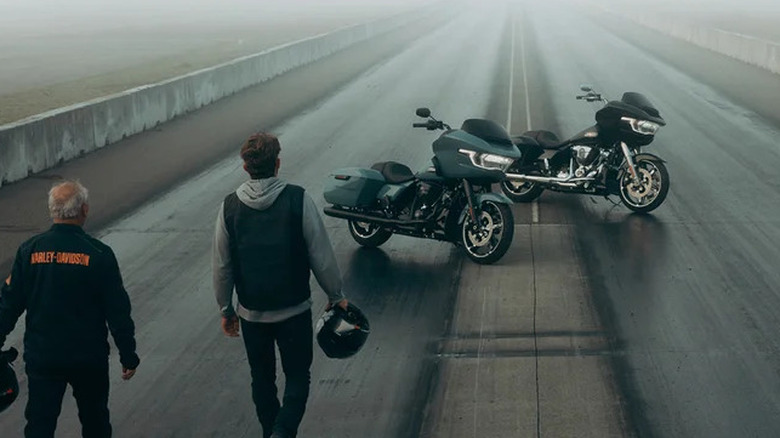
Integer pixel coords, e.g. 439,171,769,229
501,179,544,203
618,158,670,213
461,201,514,264
348,221,392,247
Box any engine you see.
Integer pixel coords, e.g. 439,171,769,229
570,145,602,178
571,145,599,166
412,181,444,219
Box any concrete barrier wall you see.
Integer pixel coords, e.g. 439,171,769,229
597,5,780,76
0,6,436,187
629,15,780,75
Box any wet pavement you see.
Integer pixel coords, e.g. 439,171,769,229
2,1,780,436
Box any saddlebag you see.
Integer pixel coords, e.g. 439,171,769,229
324,168,386,207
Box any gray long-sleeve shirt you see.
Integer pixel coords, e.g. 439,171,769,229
212,178,344,323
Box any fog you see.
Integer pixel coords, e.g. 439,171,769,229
0,0,430,34
0,0,777,123
0,0,434,122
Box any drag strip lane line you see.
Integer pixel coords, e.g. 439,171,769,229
520,15,532,133
518,11,541,225
507,16,516,134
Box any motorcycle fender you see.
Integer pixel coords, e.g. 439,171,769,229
474,192,513,205
456,192,513,224
633,153,665,163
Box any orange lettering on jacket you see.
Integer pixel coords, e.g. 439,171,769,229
30,251,90,267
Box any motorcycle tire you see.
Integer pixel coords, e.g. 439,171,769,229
348,221,392,248
618,158,670,214
460,201,514,265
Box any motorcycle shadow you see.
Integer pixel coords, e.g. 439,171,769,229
598,212,670,294
341,245,461,315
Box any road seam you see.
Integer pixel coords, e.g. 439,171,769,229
517,10,541,225
472,273,488,438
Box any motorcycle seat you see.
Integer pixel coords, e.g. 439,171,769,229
371,161,415,184
522,130,564,150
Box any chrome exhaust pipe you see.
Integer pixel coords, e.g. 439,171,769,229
504,173,594,188
323,207,426,226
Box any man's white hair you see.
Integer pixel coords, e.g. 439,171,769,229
48,180,89,219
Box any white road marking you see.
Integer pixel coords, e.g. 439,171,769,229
520,14,532,133
518,12,540,224
507,17,516,134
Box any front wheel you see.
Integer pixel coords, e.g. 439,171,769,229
501,179,544,203
618,158,670,213
461,201,514,264
348,221,392,247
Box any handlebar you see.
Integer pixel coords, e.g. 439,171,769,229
576,91,606,103
412,113,451,131
413,120,447,130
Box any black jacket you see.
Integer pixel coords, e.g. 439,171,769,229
0,224,139,369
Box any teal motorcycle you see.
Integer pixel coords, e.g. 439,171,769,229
323,108,521,264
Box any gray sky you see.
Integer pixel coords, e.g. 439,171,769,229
0,0,429,33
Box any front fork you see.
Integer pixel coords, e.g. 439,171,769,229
620,142,640,184
462,180,480,223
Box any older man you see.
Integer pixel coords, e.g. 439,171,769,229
0,180,140,438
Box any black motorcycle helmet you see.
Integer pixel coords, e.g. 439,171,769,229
0,347,19,414
316,303,370,359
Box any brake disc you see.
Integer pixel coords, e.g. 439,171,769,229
626,168,653,199
467,211,494,247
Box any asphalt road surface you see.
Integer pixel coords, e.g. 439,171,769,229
2,0,780,437
524,1,780,437
0,3,520,437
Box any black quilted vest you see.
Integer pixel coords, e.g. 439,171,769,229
223,184,311,311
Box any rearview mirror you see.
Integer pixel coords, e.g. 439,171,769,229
416,108,431,118
579,84,593,92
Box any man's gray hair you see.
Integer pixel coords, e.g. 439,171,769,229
48,180,89,219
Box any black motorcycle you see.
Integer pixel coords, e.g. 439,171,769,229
323,108,522,264
502,86,670,213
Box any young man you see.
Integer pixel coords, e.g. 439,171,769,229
0,180,140,437
213,132,347,438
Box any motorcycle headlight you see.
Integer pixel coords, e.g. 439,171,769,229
458,149,514,171
622,117,660,135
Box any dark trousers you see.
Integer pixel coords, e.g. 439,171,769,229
240,309,313,438
24,363,111,438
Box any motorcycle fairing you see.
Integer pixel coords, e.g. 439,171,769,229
433,129,520,181
460,118,514,146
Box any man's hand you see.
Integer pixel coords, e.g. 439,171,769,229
327,299,348,311
0,347,18,364
122,367,136,381
221,315,240,337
